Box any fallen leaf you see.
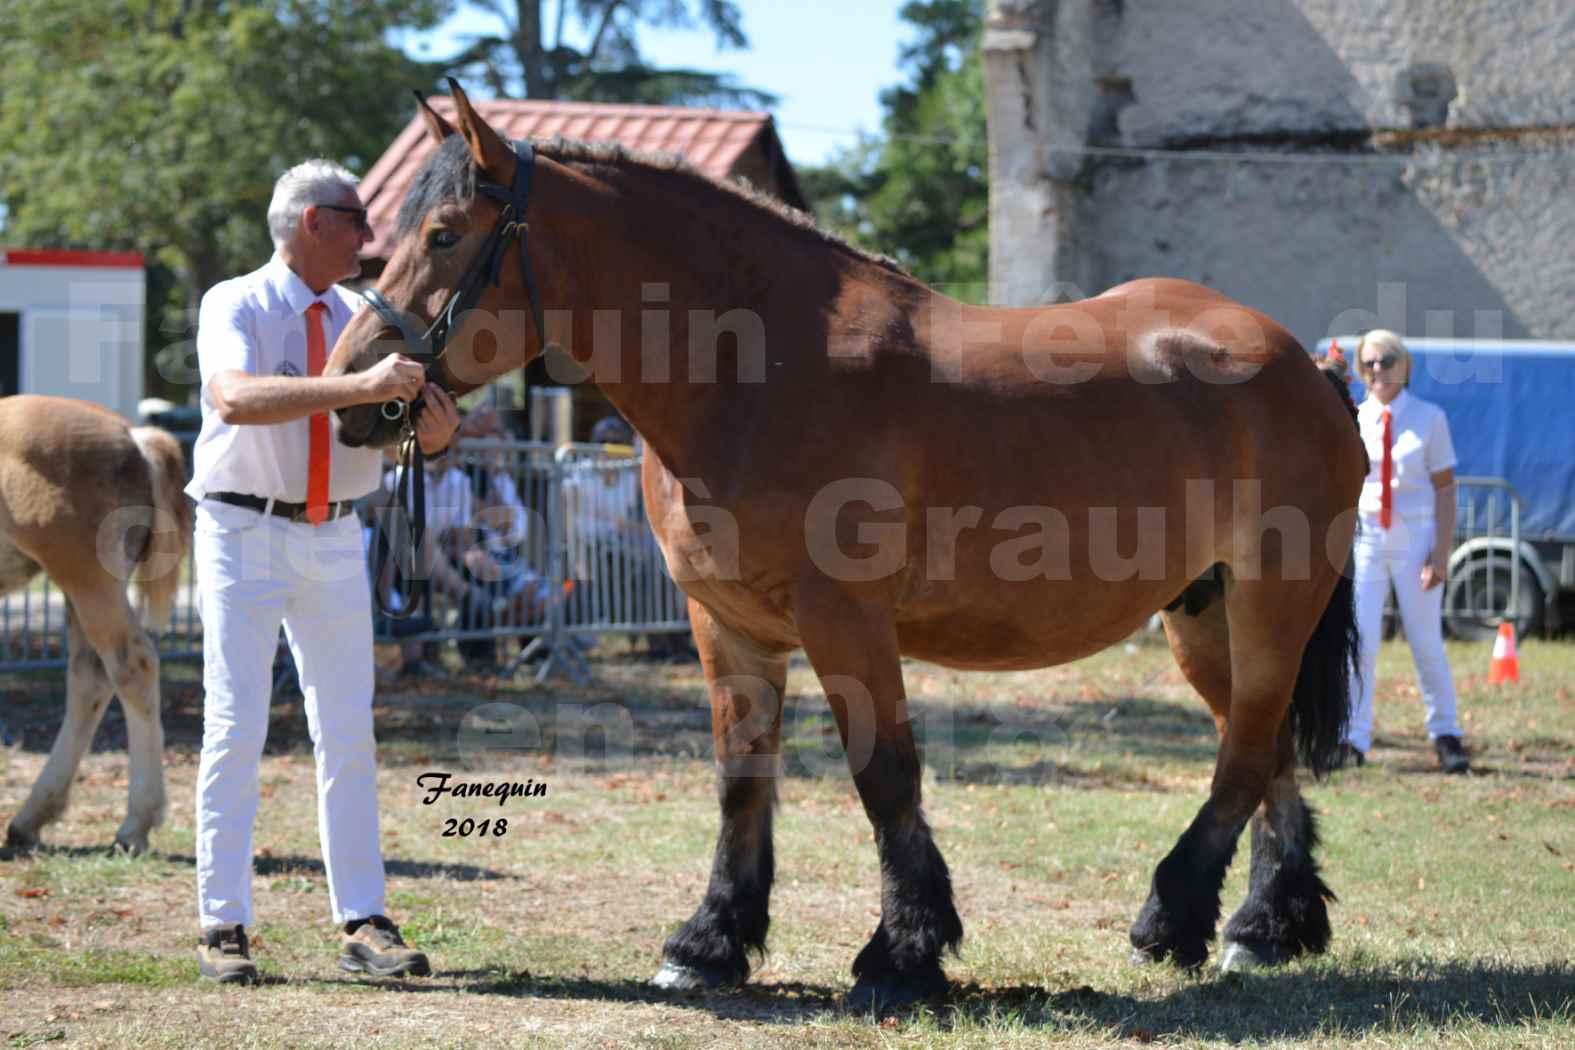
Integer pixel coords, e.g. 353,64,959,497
17,887,48,899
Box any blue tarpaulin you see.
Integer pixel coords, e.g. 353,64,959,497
1320,338,1575,542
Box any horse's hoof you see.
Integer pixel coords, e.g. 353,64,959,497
1129,941,1206,971
844,970,948,1015
1218,941,1263,973
5,824,38,853
111,835,148,858
651,959,742,993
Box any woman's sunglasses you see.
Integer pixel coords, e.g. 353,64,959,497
1359,355,1399,373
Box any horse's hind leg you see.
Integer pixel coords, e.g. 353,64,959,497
655,600,789,991
6,605,119,851
1155,594,1335,971
75,588,166,854
1219,721,1335,971
1131,573,1326,967
794,581,961,1012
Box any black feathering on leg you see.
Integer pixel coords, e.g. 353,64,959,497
659,773,775,988
1223,799,1335,963
851,813,964,979
1130,807,1243,968
845,809,960,1012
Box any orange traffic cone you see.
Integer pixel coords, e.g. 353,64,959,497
1489,621,1520,685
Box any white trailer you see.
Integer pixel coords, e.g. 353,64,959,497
0,249,146,421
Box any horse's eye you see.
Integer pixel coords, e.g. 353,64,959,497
428,229,460,250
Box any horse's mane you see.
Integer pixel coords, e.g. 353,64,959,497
395,134,909,277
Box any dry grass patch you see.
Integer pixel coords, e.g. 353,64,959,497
2,635,1573,1047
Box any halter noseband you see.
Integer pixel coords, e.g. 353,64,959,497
359,139,547,422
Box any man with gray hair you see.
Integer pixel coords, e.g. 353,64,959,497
187,158,460,983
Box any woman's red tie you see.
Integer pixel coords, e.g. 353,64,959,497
1379,406,1393,530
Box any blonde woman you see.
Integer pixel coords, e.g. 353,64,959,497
1342,330,1469,773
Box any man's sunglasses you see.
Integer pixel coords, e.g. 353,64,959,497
1359,355,1399,373
317,204,371,231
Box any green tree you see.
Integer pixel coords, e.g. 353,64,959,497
0,0,451,400
450,0,775,108
801,0,987,295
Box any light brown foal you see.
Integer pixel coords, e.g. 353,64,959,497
2,395,190,855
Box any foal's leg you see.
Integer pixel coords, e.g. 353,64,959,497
1131,576,1320,967
655,599,790,990
6,606,117,850
76,588,166,855
1218,721,1335,971
795,582,961,1012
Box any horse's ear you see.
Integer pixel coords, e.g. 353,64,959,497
447,78,515,184
413,91,455,142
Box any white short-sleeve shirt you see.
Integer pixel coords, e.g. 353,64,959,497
1357,389,1457,522
185,254,383,504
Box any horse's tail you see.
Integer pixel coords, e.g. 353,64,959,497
1291,565,1358,778
128,426,192,631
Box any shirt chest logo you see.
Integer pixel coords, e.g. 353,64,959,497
274,360,302,378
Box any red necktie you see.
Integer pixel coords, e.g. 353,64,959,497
1379,406,1393,530
305,302,331,525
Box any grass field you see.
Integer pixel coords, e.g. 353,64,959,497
2,633,1573,1048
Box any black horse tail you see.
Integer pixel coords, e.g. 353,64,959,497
1292,566,1359,778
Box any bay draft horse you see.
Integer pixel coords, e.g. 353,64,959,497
328,83,1366,1009
2,395,191,855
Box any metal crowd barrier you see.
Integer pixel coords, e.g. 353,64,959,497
0,438,690,680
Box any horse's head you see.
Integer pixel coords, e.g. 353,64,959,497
328,80,547,448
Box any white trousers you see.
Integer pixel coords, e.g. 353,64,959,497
194,501,384,929
1347,512,1461,753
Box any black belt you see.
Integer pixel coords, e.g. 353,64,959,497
208,491,356,523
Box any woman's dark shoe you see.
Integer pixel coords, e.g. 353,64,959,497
1434,735,1470,774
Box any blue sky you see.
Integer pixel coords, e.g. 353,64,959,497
400,1,917,167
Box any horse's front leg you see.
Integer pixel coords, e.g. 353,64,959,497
795,580,961,1013
6,605,119,851
654,599,789,991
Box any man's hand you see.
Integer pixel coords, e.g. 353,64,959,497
414,383,461,455
1421,551,1449,590
358,354,426,405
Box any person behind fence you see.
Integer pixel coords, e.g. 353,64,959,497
374,443,488,675
186,158,460,984
451,405,553,663
562,414,692,659
1340,329,1470,774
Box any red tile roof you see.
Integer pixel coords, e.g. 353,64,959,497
358,98,800,259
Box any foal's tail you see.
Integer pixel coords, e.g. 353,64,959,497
1291,567,1359,778
128,426,192,631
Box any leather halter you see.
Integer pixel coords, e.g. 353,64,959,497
359,139,547,423
362,139,547,620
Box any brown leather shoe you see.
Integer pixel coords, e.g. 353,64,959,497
197,923,258,985
339,915,431,978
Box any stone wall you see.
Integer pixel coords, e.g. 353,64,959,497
982,0,1575,343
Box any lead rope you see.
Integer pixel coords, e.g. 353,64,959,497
371,425,429,620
